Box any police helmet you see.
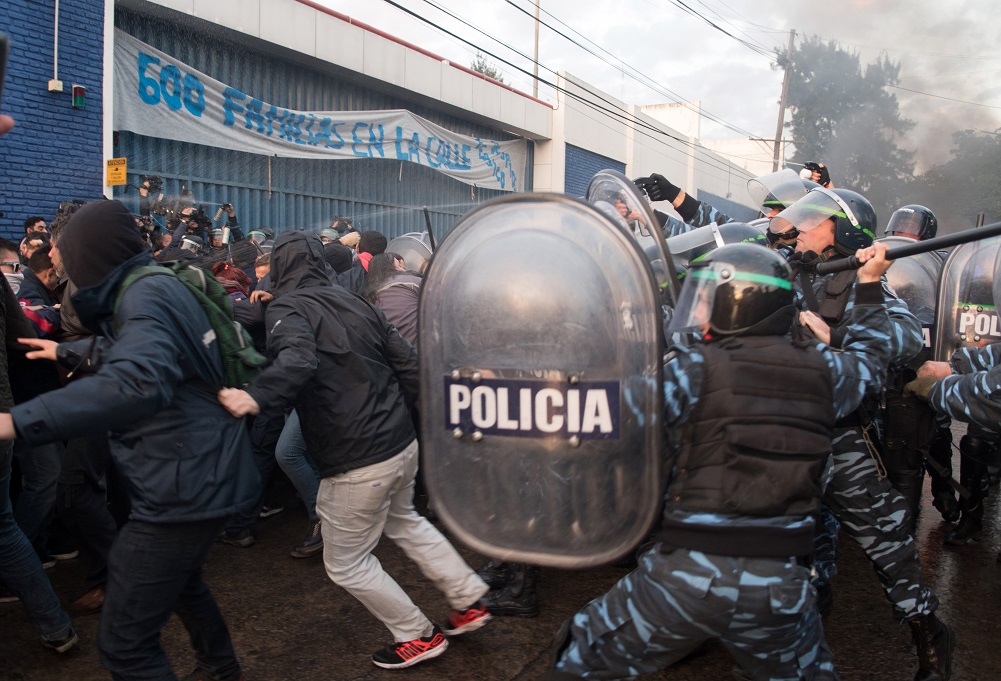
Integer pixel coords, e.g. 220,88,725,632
768,188,877,257
318,227,339,242
669,243,796,337
884,204,937,241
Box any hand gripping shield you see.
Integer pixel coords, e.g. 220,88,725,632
586,169,681,306
877,236,943,353
419,194,664,568
934,235,1001,362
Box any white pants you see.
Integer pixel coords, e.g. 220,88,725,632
316,439,488,641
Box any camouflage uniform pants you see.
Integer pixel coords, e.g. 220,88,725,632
813,426,938,621
553,545,838,681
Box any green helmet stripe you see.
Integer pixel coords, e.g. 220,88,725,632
689,268,792,290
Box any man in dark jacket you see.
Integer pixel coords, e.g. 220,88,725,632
219,231,491,670
0,200,258,681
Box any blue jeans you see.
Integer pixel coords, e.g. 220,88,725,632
0,441,73,641
275,410,319,522
13,439,63,553
99,518,241,681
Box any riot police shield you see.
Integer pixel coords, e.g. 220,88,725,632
586,169,680,304
419,194,664,569
877,236,942,354
386,231,433,274
934,235,1001,362
664,221,768,281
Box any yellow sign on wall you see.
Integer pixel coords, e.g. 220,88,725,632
106,157,127,186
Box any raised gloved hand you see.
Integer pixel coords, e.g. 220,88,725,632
633,173,681,203
903,376,938,401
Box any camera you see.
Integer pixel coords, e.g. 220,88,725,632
140,175,163,194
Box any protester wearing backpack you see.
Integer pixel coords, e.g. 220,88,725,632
0,199,259,681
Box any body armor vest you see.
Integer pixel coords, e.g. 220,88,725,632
665,336,835,524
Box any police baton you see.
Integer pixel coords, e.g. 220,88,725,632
815,220,1001,275
422,206,437,251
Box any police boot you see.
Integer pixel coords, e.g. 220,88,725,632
944,499,983,545
476,560,514,591
928,429,959,523
482,564,539,617
945,436,988,545
908,613,954,681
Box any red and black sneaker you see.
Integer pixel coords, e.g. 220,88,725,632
442,600,493,636
371,625,449,669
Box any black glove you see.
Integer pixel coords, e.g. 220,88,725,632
633,173,681,203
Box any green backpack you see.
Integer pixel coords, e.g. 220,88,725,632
114,261,267,388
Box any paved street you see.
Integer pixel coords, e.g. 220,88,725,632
2,468,1000,680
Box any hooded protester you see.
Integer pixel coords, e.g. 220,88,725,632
0,199,258,681
219,230,493,670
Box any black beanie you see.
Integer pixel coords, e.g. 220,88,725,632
58,199,146,288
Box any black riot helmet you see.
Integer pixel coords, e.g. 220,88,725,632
769,188,877,257
884,204,938,241
669,243,796,337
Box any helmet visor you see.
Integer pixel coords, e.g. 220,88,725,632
768,189,852,238
747,169,808,215
885,209,926,238
667,260,793,334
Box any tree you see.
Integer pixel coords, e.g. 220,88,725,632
470,52,505,84
909,129,1001,231
778,36,914,223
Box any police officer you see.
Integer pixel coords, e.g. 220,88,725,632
908,312,1001,551
634,168,818,239
546,241,896,681
768,189,953,681
878,205,950,531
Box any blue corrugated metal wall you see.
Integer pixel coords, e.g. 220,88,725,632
112,8,532,241
564,145,624,198
697,190,759,223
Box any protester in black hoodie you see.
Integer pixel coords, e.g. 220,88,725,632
219,230,492,670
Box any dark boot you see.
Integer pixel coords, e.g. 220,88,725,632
483,564,539,617
476,560,513,590
946,436,988,546
908,613,953,681
932,491,960,525
944,502,983,545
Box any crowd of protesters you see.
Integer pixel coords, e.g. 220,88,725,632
0,141,457,677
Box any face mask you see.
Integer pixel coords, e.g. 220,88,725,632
5,272,23,295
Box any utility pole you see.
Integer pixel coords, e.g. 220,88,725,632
533,1,541,98
772,29,795,172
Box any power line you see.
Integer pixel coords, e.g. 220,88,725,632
378,0,755,180
505,0,765,140
887,84,1001,110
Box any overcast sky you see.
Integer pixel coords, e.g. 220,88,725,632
322,0,1001,174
